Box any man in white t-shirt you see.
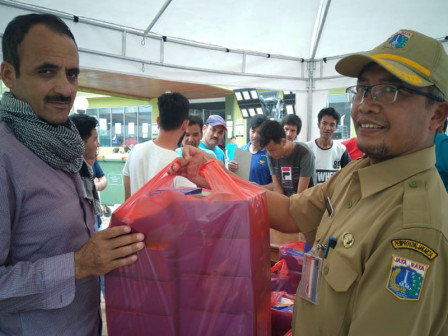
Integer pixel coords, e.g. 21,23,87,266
306,107,351,183
123,92,195,199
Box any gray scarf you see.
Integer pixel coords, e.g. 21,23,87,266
0,92,102,215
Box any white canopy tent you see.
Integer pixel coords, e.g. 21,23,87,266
1,0,447,139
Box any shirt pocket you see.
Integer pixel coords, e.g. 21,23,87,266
318,252,359,334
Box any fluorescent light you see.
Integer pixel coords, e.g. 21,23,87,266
241,109,249,118
250,90,258,99
243,91,251,100
286,105,294,114
249,108,256,116
256,107,263,115
235,92,243,101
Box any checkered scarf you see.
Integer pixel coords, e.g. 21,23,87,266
0,92,102,215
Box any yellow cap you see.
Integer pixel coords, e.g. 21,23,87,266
336,30,448,98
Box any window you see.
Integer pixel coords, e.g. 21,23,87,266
98,108,112,147
111,107,124,147
189,101,225,121
124,106,137,147
138,105,152,143
328,92,351,140
86,105,152,147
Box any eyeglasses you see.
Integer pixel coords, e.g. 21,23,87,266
346,84,445,105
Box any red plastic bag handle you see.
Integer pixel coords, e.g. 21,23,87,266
198,160,247,199
125,158,260,208
125,160,179,205
271,259,289,278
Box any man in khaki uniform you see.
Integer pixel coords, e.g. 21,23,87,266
268,30,448,335
171,29,448,335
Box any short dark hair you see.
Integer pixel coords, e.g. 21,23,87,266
259,120,285,148
317,107,340,125
188,115,204,130
157,92,189,131
2,13,77,76
281,114,302,133
426,85,446,108
69,114,98,141
250,114,268,130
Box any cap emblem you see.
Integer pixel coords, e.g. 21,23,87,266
384,30,413,49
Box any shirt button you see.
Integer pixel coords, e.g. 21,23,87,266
342,232,355,248
323,266,329,275
410,180,418,188
346,200,352,208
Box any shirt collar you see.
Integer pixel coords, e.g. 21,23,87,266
357,146,436,198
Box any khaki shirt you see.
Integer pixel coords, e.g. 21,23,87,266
289,146,448,336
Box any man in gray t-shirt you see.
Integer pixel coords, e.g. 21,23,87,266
259,120,315,197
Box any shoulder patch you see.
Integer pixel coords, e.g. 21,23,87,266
386,255,428,301
391,239,438,260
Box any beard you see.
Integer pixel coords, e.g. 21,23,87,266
358,141,394,162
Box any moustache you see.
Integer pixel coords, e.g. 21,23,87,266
45,95,72,104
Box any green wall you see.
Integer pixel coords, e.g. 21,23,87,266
86,96,159,123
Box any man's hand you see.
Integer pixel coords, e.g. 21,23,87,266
169,145,211,187
228,160,238,173
94,176,108,191
74,225,145,280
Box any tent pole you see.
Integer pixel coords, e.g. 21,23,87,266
143,0,173,36
306,62,315,142
309,0,331,60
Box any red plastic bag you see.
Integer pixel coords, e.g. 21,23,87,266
270,242,304,336
105,160,271,336
270,241,304,295
271,308,293,336
271,259,289,279
279,240,305,273
270,260,295,336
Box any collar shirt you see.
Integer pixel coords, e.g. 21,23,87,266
289,146,448,336
199,141,226,164
241,142,272,185
0,122,100,335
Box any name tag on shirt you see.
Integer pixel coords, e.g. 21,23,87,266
299,253,323,304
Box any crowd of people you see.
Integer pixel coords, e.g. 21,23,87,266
1,12,447,336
